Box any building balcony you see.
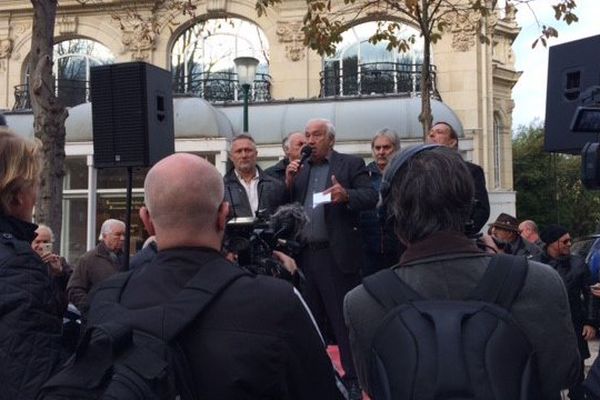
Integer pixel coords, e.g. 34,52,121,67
320,62,440,99
12,72,272,111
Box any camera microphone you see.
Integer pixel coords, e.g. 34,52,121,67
269,203,308,243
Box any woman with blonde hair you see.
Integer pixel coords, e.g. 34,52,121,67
0,127,64,399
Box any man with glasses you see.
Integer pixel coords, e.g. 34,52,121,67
535,224,598,400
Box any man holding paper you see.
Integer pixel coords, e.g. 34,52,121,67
285,118,377,399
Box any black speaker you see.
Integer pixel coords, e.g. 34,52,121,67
544,34,600,154
90,62,174,168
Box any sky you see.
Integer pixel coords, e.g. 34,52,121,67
511,0,600,131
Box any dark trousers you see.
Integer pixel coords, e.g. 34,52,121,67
300,246,360,380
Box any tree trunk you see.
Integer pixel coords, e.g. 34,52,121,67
29,0,68,250
418,0,433,140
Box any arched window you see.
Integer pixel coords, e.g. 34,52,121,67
171,18,270,102
493,113,503,188
322,21,429,97
15,38,114,110
53,39,115,107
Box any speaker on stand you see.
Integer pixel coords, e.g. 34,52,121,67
90,61,175,269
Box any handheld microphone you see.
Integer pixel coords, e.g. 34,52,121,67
298,146,312,166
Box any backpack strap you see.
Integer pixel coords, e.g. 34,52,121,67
468,254,529,309
362,268,424,309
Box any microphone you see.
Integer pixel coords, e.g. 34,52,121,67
269,203,308,242
298,146,312,167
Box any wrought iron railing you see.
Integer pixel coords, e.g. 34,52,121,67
13,79,90,111
172,71,272,102
320,62,440,99
13,73,272,110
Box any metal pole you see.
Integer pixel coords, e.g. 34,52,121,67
243,83,250,132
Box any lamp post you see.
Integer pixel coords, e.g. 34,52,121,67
234,56,259,133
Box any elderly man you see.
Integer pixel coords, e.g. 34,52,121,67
359,128,402,276
31,224,72,316
67,218,125,314
265,131,306,181
344,145,580,399
286,118,378,399
223,134,286,218
489,213,542,258
519,219,544,247
86,153,340,399
534,225,598,400
427,121,490,234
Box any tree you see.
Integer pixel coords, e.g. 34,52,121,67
29,0,68,250
513,121,600,237
256,0,578,138
28,0,196,248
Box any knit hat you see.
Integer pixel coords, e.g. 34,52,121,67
489,213,520,233
540,224,569,245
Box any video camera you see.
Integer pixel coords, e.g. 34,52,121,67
223,204,307,282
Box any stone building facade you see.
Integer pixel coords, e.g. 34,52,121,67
0,0,521,260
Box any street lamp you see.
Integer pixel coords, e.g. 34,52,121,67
234,56,259,132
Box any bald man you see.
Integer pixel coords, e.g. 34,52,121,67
86,154,340,399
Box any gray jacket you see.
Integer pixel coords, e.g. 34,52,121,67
344,231,580,399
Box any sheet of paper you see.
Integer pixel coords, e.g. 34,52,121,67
313,191,331,208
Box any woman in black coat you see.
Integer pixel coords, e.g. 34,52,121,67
0,128,65,400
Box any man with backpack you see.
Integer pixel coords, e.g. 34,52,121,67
343,145,580,399
41,153,340,400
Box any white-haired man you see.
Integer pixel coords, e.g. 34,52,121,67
67,218,125,314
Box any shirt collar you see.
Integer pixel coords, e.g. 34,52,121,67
234,168,259,183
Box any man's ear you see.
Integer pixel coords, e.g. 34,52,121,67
139,206,156,236
217,201,230,232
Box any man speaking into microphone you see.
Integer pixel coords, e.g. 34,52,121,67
285,118,377,400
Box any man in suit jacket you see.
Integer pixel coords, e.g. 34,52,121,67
286,118,378,399
427,121,490,234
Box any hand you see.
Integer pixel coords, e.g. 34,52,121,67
272,250,298,275
583,324,596,341
285,160,302,188
323,175,349,204
42,253,63,276
591,284,600,298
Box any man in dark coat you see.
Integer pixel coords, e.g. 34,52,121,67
489,213,542,258
87,153,341,399
265,131,306,182
427,121,490,234
535,224,598,400
224,134,286,219
286,118,378,399
344,146,580,399
67,218,125,314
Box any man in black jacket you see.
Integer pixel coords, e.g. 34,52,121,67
286,118,378,399
224,134,287,218
265,131,306,182
88,153,340,399
427,121,490,234
535,224,598,400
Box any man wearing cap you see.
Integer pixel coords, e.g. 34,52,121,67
489,213,542,258
534,224,598,400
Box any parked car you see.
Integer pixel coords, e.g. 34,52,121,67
572,234,600,282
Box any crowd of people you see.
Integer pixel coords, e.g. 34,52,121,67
0,116,599,399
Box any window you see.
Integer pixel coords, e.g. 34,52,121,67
171,18,270,101
322,21,425,97
493,114,503,188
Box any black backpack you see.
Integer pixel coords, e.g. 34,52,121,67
38,258,247,400
362,254,540,400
